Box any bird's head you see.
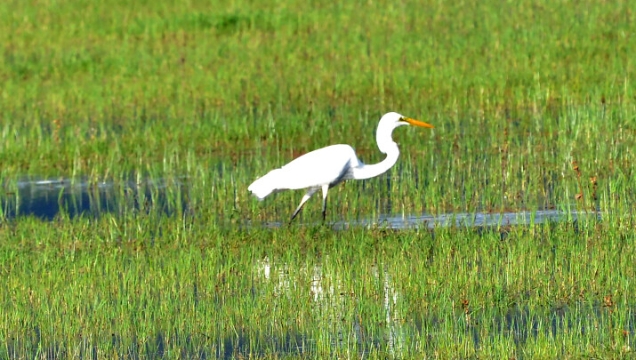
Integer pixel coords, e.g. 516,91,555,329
375,112,434,153
381,112,434,130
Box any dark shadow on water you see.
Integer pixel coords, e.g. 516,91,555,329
1,178,189,220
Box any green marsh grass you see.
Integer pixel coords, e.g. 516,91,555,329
1,0,636,357
2,218,635,358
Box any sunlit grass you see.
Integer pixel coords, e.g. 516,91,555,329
1,0,635,357
1,218,634,358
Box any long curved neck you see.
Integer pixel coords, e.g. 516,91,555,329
352,123,401,180
352,143,400,180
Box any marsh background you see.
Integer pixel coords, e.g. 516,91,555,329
1,0,635,358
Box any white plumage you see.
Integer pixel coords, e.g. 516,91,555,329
248,112,434,222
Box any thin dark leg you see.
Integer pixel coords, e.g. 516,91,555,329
321,185,329,222
321,202,327,221
289,189,317,224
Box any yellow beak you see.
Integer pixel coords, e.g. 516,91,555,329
403,117,434,128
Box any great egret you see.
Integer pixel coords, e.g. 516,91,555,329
248,112,434,222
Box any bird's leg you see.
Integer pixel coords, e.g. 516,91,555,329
290,188,318,223
321,184,329,222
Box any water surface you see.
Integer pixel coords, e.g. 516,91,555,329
1,178,600,230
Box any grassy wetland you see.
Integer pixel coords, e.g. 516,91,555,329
1,0,635,358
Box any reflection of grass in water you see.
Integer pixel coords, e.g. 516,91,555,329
0,0,635,357
2,220,634,358
0,179,189,220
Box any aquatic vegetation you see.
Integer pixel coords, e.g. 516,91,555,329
0,0,635,357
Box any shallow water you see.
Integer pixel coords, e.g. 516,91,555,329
346,208,600,229
1,178,187,219
256,208,601,230
1,178,600,230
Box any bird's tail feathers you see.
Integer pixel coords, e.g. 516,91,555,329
248,169,286,200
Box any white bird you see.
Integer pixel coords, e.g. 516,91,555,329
248,112,434,222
